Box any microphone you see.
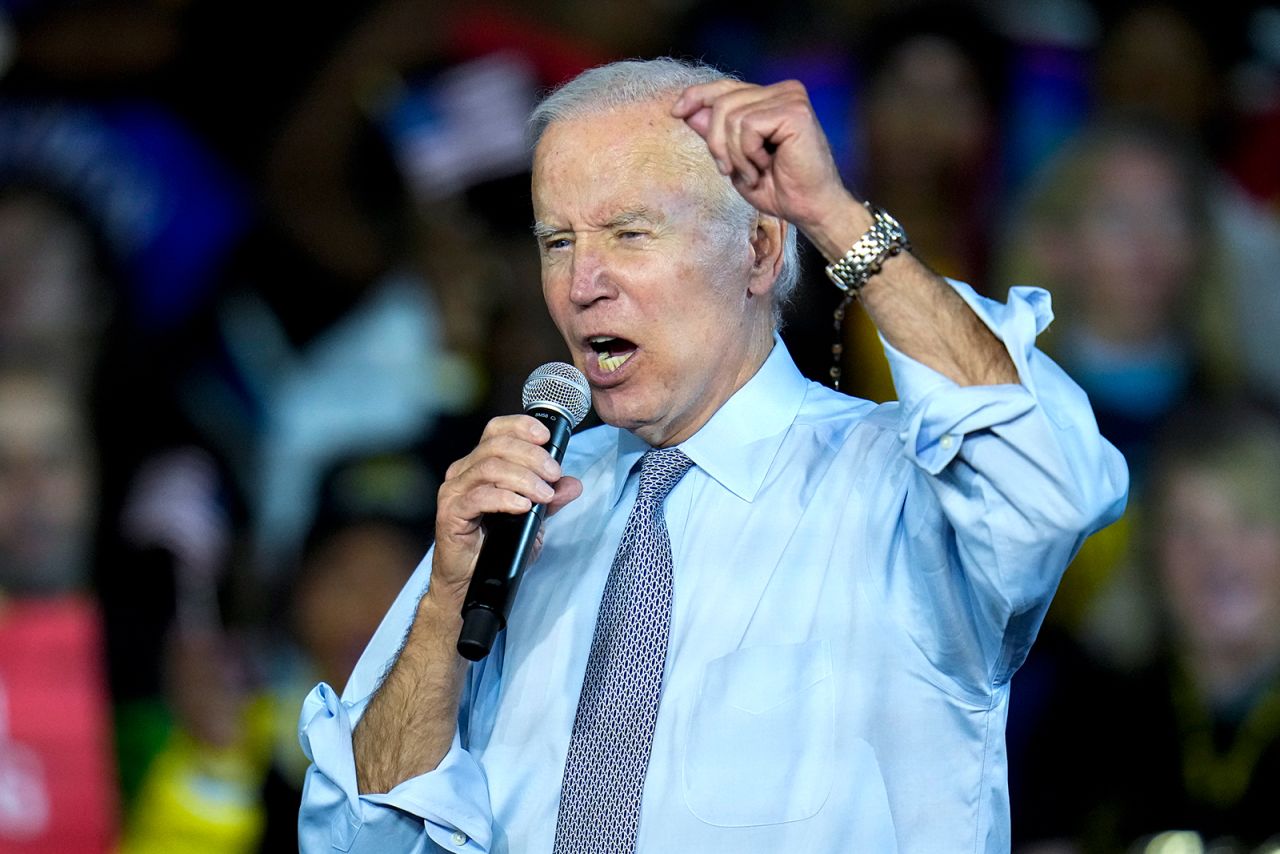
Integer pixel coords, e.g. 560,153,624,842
456,362,591,661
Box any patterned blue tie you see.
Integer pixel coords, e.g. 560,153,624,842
553,447,695,853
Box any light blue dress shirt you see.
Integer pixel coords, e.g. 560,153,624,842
298,282,1128,853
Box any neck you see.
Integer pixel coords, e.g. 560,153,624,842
648,326,774,448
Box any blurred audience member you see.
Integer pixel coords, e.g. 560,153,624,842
109,446,256,853
0,188,110,385
1219,4,1280,410
0,363,118,851
855,2,1007,285
113,446,431,853
1094,3,1229,143
256,451,430,851
999,117,1238,480
1015,399,1280,853
1089,3,1280,412
0,364,96,594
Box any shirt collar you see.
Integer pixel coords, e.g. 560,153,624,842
605,334,808,507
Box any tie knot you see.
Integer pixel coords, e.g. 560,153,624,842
636,447,694,505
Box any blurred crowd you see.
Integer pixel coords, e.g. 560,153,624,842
0,0,1277,851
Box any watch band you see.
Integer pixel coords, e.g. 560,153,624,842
824,202,910,295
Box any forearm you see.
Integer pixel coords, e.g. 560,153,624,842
802,191,1019,388
345,412,578,794
352,584,468,793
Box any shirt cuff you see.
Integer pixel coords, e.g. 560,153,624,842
299,681,493,852
883,281,1051,474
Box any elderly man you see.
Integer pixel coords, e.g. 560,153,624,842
298,58,1127,852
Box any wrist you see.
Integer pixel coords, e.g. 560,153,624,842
822,202,911,297
411,588,474,672
420,577,466,628
799,188,873,261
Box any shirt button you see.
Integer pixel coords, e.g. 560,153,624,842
939,434,956,450
451,830,469,846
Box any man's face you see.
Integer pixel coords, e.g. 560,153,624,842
531,100,775,447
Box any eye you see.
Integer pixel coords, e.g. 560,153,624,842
617,229,647,241
542,236,572,252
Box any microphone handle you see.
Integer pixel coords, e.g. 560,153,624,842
457,407,574,661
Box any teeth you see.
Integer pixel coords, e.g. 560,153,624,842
598,351,633,373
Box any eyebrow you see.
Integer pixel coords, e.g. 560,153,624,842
607,208,659,229
531,207,662,240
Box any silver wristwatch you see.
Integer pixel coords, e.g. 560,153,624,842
824,202,911,295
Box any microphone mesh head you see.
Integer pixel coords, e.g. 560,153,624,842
522,362,591,428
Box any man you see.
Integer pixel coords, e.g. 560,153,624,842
298,58,1128,852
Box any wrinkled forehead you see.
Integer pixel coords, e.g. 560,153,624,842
531,100,719,196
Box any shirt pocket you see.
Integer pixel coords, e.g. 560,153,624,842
681,640,835,827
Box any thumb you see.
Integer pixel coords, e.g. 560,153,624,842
681,105,713,140
547,475,583,517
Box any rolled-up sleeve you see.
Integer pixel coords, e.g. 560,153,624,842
883,280,1129,682
297,554,494,853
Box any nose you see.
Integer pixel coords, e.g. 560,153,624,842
567,243,615,307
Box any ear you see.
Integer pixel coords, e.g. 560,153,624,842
747,214,786,297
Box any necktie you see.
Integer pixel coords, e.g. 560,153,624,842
552,447,695,853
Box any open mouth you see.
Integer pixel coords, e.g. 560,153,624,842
588,336,638,374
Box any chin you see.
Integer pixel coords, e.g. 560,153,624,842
597,406,648,434
593,389,639,425
600,406,667,445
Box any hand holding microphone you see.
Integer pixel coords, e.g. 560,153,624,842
432,363,591,661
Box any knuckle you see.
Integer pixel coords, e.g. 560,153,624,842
481,414,525,439
476,455,508,479
503,435,543,465
479,416,507,438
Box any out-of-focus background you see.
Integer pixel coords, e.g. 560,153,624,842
0,0,1277,851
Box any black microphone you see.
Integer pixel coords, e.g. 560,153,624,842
456,362,591,661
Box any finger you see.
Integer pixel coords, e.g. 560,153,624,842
674,81,761,176
447,480,540,527
478,433,564,481
722,104,762,187
742,122,778,173
699,84,791,186
724,86,808,184
449,433,563,486
670,79,752,119
479,413,551,446
709,85,784,170
738,93,799,172
460,455,557,506
546,475,583,517
448,415,552,481
438,466,554,540
682,104,713,140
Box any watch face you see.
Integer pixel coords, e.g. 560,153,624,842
826,203,910,293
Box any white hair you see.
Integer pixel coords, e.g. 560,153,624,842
529,58,801,324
